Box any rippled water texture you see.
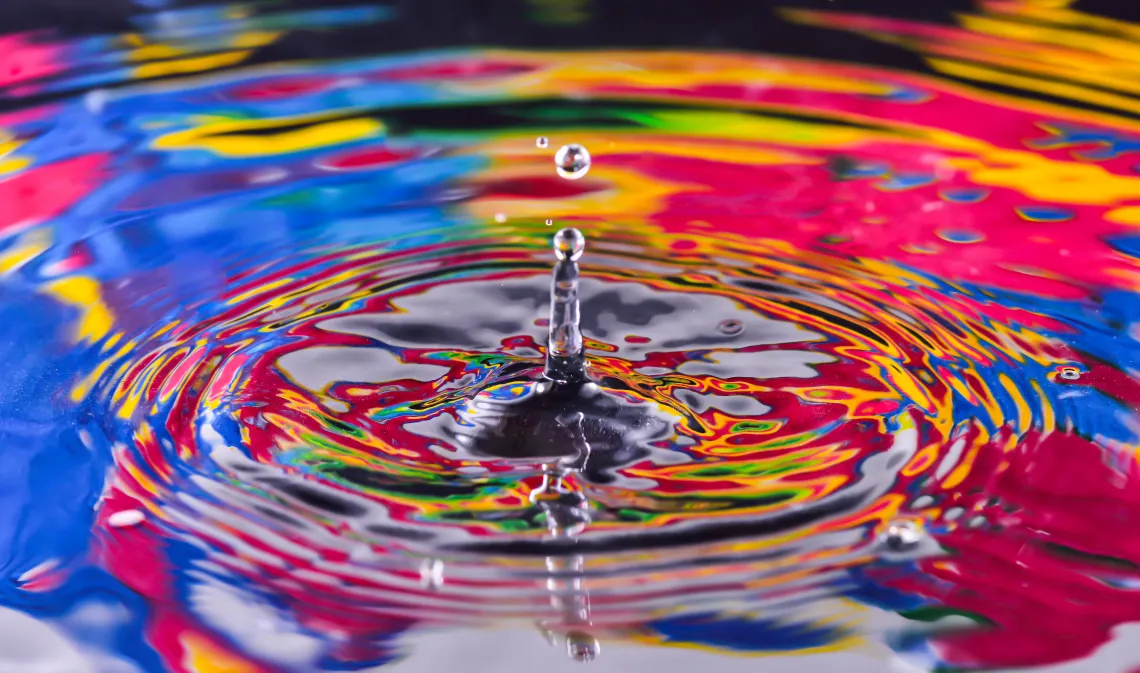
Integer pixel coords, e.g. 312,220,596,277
2,1,1140,671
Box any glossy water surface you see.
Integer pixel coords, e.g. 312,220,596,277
1,1,1140,671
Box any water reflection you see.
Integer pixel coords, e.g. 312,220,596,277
0,0,1138,672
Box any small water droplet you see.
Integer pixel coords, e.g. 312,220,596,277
546,219,554,226
494,213,507,223
717,319,744,335
555,144,591,180
1060,367,1081,381
565,632,599,662
108,509,146,528
880,520,921,551
419,558,444,590
536,136,549,148
554,228,585,262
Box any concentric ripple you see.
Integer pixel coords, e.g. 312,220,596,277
83,221,1074,620
2,1,1140,671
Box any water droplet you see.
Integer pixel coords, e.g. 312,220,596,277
1060,367,1081,381
419,558,444,590
546,219,554,226
880,520,921,550
565,632,599,662
555,144,591,180
717,319,744,335
494,213,507,223
553,228,585,262
108,509,146,528
536,136,549,148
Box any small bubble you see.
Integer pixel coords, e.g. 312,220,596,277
555,144,591,180
553,227,585,262
494,213,507,223
536,136,549,148
108,509,146,529
717,319,744,335
1060,367,1081,381
565,632,599,663
546,219,554,226
880,520,921,551
419,558,444,590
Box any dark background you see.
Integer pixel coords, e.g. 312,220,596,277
0,0,1136,118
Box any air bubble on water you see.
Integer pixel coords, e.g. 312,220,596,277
419,558,444,590
554,227,585,262
717,319,744,335
555,144,591,180
494,213,507,223
880,519,921,551
108,509,146,528
565,632,599,662
537,136,549,148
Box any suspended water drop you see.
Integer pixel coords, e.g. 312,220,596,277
565,632,599,662
108,509,146,529
880,520,922,551
555,144,591,180
494,212,508,223
553,227,585,262
546,219,554,226
419,558,444,590
717,319,744,335
537,136,549,148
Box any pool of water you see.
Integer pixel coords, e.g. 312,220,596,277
1,1,1140,671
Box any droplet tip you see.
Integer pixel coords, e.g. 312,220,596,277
553,227,585,261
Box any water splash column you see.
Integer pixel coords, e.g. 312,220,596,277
544,228,587,385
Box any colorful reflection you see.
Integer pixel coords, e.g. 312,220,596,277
0,1,1139,672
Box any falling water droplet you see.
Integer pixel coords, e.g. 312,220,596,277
546,219,554,226
717,319,744,335
419,558,444,590
553,227,585,262
880,520,922,551
494,213,507,223
566,632,600,662
108,509,146,528
555,144,591,180
536,136,549,148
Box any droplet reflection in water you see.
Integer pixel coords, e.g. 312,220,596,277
566,632,600,663
555,143,591,180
